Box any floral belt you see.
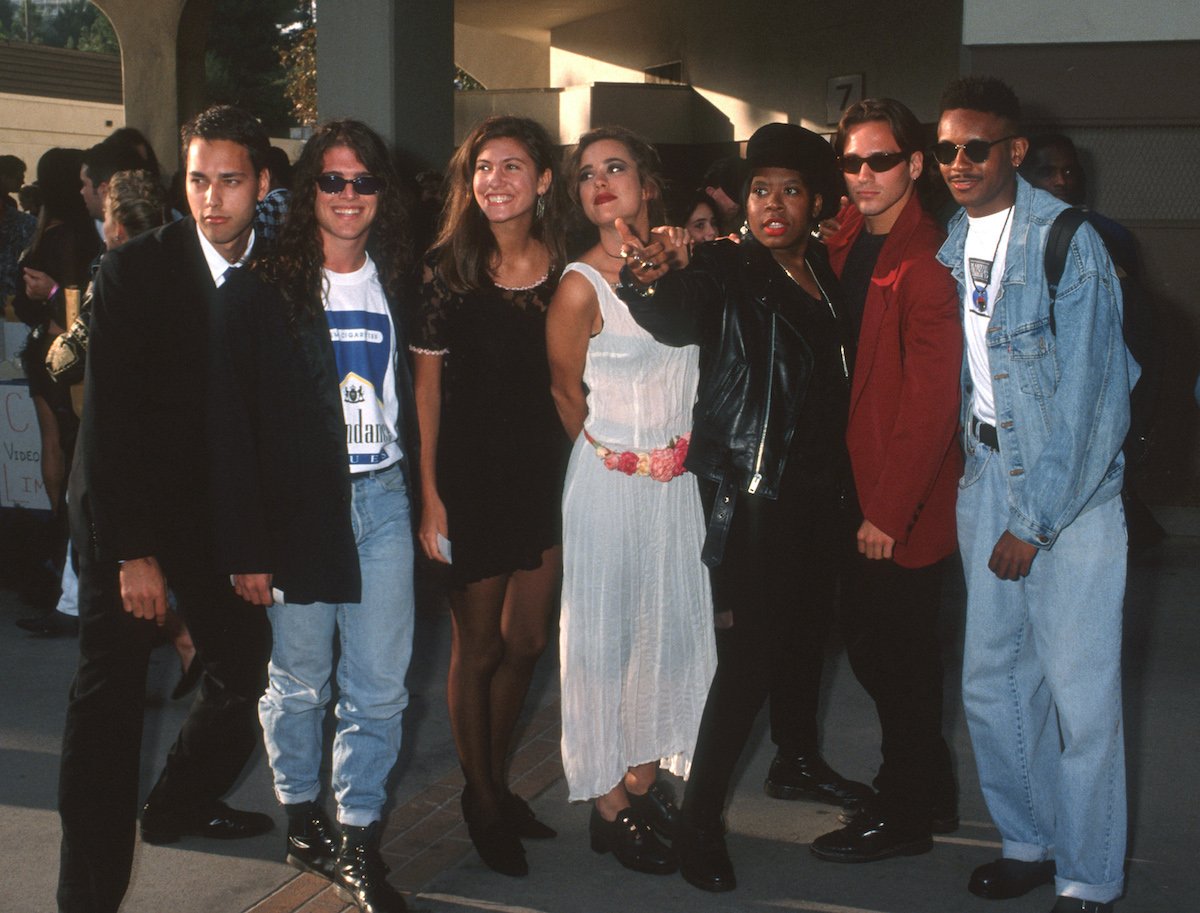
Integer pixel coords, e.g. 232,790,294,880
583,429,690,482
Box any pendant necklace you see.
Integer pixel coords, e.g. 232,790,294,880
968,205,1013,316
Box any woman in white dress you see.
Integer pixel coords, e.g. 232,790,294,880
546,126,716,876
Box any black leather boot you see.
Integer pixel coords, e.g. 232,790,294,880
285,801,339,880
763,752,872,805
588,806,677,875
627,779,679,841
335,822,407,913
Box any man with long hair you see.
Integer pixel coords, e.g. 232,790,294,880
58,105,274,913
213,119,417,913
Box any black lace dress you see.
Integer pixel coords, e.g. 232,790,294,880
413,261,569,586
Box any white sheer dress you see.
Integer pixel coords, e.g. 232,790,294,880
558,262,717,801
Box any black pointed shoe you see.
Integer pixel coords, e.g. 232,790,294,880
968,857,1057,899
1049,897,1114,913
810,806,933,863
462,790,528,877
589,806,677,875
335,822,407,913
763,752,873,805
678,821,736,892
627,779,679,841
500,790,557,839
140,799,275,844
285,802,339,880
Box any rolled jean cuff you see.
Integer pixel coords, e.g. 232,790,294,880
1000,839,1051,863
338,807,383,828
1056,877,1124,904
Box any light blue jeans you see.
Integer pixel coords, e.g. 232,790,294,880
260,465,415,826
958,440,1127,903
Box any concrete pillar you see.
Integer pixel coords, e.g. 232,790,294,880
316,0,454,173
91,0,208,175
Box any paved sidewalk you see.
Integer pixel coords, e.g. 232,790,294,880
2,508,1197,913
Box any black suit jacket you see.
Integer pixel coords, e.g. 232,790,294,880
70,217,233,565
208,263,420,605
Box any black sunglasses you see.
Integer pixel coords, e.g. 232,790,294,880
838,151,908,175
315,173,385,195
931,135,1017,166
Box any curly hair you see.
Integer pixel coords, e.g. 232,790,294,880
106,169,167,238
939,76,1022,132
262,119,412,329
431,115,566,294
565,125,665,226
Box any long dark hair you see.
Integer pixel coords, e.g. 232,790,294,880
431,115,565,294
263,119,411,327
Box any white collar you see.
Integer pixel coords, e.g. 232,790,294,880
195,222,256,286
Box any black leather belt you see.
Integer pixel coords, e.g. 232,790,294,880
354,461,402,480
970,416,999,451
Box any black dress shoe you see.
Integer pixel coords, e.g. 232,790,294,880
627,779,678,841
285,802,340,880
500,790,556,839
462,790,528,877
140,799,275,844
589,806,677,875
810,806,932,863
335,822,407,913
969,857,1056,899
839,794,960,835
678,821,736,892
764,752,873,805
1049,897,1114,913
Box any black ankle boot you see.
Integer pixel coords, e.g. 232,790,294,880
285,801,339,880
678,818,736,893
588,806,677,875
461,789,528,877
335,822,407,913
627,779,679,841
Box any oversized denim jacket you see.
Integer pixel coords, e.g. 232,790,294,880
936,176,1140,549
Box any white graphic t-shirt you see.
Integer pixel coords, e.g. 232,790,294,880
962,206,1014,426
323,255,403,472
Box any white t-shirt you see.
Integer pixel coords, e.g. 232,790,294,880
323,255,403,472
962,207,1013,425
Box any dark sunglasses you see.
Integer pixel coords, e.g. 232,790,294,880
931,135,1017,166
315,173,384,195
838,151,908,175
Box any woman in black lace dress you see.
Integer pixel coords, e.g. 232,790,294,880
411,116,568,877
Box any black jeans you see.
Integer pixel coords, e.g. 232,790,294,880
56,535,271,913
840,552,955,824
683,478,845,825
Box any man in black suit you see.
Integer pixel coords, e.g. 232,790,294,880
57,106,274,913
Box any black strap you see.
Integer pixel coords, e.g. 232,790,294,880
701,473,739,568
1044,207,1087,335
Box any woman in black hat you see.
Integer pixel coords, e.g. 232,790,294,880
615,122,862,892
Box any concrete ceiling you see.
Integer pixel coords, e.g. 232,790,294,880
455,0,632,41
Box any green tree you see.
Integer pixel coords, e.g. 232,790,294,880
203,0,306,135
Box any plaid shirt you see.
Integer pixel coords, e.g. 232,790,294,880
254,188,290,243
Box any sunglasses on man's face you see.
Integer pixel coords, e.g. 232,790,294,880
315,173,385,195
837,151,908,175
931,135,1017,166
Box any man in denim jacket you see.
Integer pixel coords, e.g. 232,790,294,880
934,76,1138,913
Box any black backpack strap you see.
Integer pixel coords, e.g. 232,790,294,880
1044,207,1087,335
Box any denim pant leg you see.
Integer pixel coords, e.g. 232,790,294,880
332,467,415,826
260,601,338,807
960,445,1127,903
1026,494,1127,902
959,445,1058,860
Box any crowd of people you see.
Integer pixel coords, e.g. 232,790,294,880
0,72,1143,913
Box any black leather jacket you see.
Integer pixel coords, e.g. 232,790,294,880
621,238,854,561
